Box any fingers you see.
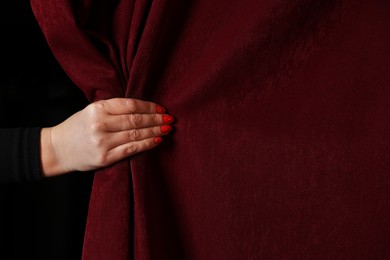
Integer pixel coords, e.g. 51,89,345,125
106,137,162,163
96,98,166,115
107,125,172,149
49,97,174,173
105,113,175,132
98,122,173,167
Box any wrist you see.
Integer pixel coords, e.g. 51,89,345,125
40,127,69,177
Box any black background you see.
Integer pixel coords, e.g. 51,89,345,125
0,1,94,259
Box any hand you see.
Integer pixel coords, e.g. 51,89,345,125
40,98,174,177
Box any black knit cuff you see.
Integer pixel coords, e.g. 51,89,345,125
0,127,42,183
25,127,43,182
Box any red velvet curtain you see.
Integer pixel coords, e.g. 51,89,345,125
31,0,390,259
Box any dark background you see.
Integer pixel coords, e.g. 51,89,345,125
0,1,94,259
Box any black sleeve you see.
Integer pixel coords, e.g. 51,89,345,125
0,127,42,183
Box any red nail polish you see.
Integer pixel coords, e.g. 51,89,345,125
163,115,174,124
154,137,163,144
161,125,172,133
156,105,166,114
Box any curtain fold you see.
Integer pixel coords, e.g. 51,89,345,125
31,0,390,259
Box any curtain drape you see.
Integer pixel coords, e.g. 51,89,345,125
31,0,390,259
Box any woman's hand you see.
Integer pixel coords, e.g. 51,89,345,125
40,98,174,177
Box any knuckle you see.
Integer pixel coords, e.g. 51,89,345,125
95,151,109,167
127,129,140,141
143,139,153,150
126,99,137,113
90,135,104,147
88,102,104,114
155,114,160,124
87,103,105,123
90,121,105,132
130,114,142,127
125,143,138,155
145,139,156,150
150,127,159,136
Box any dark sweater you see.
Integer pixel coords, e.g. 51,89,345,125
0,127,42,182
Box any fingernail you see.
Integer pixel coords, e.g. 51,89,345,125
161,125,172,133
154,137,163,144
163,115,174,124
156,105,166,114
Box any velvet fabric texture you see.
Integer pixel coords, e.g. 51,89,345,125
31,0,390,259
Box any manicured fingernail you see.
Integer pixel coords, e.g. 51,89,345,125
154,137,163,144
161,125,172,133
156,105,166,114
163,115,174,124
